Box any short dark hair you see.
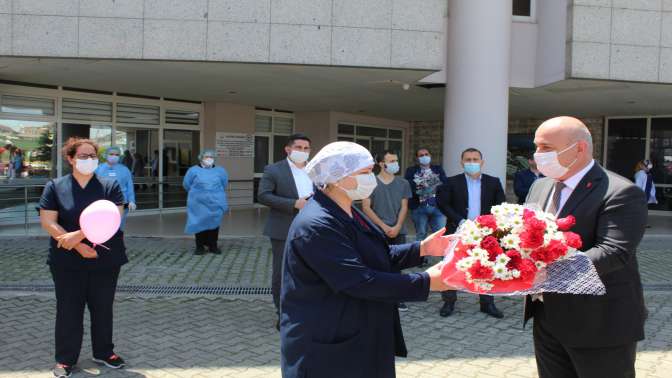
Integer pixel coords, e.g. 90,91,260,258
375,150,398,164
416,148,430,157
62,137,99,159
461,148,482,160
286,133,311,147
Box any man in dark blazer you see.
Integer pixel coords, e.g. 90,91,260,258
525,116,647,378
436,148,506,318
257,133,313,330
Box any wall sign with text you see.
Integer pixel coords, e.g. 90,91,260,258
215,132,254,158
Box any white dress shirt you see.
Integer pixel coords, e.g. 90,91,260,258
535,159,594,302
288,158,314,198
545,160,595,216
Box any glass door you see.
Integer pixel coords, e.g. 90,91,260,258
116,126,160,210
605,118,647,179
162,129,200,208
650,118,672,211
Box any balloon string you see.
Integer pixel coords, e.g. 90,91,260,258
93,243,110,251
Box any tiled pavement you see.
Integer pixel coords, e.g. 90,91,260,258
0,236,671,377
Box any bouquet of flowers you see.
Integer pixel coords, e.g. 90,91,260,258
441,203,605,296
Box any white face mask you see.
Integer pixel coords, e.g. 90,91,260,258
76,158,98,175
534,142,578,179
384,162,400,175
202,158,214,167
289,150,309,164
342,173,377,200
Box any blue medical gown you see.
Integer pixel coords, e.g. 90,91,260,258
183,165,229,234
95,163,136,204
280,190,430,378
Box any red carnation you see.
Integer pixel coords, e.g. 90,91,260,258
467,259,494,280
530,245,558,264
556,215,576,231
505,250,523,270
520,230,545,249
480,236,503,261
523,208,536,221
476,215,498,231
563,232,582,249
518,258,538,281
525,217,547,232
546,239,569,260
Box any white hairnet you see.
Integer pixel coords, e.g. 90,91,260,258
305,141,374,186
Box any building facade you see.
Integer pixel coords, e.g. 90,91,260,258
0,0,671,223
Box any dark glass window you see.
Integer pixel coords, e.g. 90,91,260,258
513,0,532,17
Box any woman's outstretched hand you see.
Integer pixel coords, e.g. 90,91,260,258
426,261,454,292
420,227,457,257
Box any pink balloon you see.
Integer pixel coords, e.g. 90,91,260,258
79,200,121,245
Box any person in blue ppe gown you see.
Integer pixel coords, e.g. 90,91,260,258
95,146,136,230
280,141,456,378
183,149,228,255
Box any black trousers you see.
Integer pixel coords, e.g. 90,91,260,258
533,302,637,378
50,266,121,366
195,227,219,250
270,239,286,315
441,290,494,305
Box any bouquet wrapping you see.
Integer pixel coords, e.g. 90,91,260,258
441,203,606,296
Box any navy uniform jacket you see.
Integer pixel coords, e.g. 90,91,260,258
38,174,128,270
280,190,430,378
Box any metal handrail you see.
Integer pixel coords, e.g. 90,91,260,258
0,178,257,231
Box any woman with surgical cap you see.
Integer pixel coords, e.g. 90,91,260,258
95,146,136,230
183,149,228,255
279,141,455,378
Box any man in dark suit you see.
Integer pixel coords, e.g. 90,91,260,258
514,155,543,204
525,116,647,378
257,133,313,330
436,148,505,318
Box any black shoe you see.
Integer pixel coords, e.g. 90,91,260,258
211,247,222,255
53,363,73,378
439,302,455,317
92,354,125,369
480,302,504,319
194,246,206,255
398,302,408,312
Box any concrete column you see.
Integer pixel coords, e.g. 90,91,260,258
443,0,512,185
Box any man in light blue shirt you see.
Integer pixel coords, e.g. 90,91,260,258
96,146,136,230
436,148,506,318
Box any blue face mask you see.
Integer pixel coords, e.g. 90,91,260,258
418,156,431,166
464,162,481,175
107,155,120,164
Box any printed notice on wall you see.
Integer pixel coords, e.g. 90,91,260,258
215,132,254,158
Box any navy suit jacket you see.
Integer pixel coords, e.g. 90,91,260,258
435,173,506,233
514,169,542,204
280,190,430,378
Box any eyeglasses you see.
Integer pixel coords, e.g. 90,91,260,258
75,154,98,159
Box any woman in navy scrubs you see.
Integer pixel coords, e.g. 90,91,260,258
39,138,128,378
280,142,454,378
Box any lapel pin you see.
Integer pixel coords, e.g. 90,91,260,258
586,182,592,189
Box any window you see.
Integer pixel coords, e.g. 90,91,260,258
0,95,55,116
650,118,672,211
253,112,294,175
605,118,647,180
337,123,405,171
62,99,112,122
162,129,200,208
117,103,160,125
513,0,535,21
0,119,57,178
166,110,200,126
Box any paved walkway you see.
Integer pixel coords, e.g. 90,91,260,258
0,236,671,377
